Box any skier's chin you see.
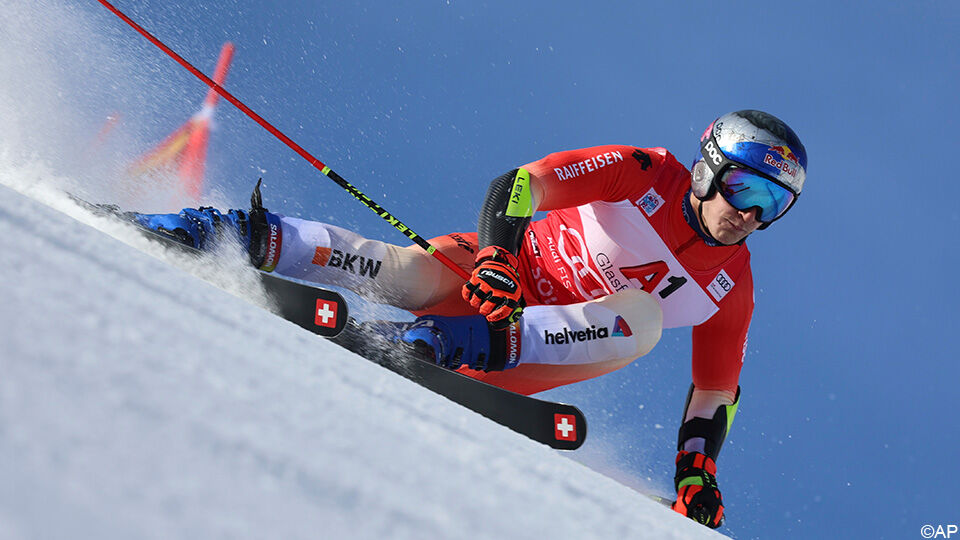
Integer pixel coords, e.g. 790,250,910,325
712,221,752,245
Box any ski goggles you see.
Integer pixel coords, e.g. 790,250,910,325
714,166,797,223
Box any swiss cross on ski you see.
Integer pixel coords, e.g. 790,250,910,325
554,414,577,441
315,299,339,328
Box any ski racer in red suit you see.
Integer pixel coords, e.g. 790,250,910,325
132,109,807,529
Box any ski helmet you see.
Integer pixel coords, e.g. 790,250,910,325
691,110,807,228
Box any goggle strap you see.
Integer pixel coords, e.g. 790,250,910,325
700,131,726,176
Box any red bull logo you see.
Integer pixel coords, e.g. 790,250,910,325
763,145,801,179
769,145,800,164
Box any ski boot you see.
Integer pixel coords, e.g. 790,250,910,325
131,179,282,270
355,315,515,372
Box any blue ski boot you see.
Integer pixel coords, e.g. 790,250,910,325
131,179,283,270
362,315,517,372
131,207,244,250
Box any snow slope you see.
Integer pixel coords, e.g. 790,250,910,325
0,176,724,539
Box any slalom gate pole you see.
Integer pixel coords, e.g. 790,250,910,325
95,0,470,281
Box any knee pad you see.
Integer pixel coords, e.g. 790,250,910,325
591,288,663,358
518,288,663,369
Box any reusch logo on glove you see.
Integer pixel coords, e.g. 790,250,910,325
478,269,517,292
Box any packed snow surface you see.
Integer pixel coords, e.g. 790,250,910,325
0,177,724,539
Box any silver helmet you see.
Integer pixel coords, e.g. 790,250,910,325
691,110,807,226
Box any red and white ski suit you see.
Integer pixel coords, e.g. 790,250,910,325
273,145,752,399
416,146,752,396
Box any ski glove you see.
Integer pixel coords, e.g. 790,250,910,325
672,451,724,529
462,246,525,329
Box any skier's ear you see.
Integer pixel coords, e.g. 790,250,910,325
691,159,714,199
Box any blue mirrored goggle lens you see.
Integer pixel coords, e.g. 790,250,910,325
716,168,796,223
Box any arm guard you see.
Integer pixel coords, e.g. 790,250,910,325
677,384,741,461
477,168,535,255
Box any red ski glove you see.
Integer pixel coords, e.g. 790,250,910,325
461,246,525,329
672,451,724,529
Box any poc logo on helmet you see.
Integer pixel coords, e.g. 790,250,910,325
704,140,723,166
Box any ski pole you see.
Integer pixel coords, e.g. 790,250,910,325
95,0,470,281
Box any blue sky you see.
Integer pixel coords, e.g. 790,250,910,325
47,1,960,537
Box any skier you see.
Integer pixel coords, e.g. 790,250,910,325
131,109,807,529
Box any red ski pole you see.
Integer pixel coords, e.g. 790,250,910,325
95,0,470,281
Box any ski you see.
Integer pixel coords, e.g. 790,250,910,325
328,320,587,450
66,194,349,338
259,273,349,338
646,494,674,508
68,194,587,450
